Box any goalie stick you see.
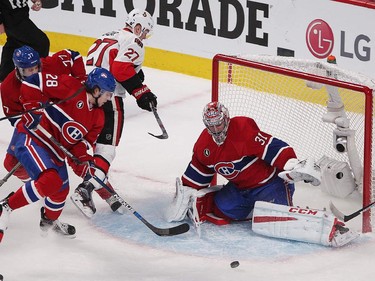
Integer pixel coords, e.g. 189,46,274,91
37,125,189,236
148,103,168,139
329,200,375,222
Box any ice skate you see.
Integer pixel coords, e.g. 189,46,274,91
70,181,96,218
40,207,76,238
0,200,12,243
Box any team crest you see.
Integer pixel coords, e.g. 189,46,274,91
61,121,88,144
214,162,240,180
204,149,210,157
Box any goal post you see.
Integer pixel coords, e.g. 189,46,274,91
212,54,374,233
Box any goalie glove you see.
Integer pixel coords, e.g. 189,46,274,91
165,178,198,222
278,157,321,186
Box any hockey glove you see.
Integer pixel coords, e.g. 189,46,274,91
132,85,157,111
278,157,321,186
21,102,43,130
22,112,42,130
68,142,95,178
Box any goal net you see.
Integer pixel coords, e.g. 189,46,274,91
212,54,374,233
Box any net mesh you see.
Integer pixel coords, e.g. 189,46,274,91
213,54,374,232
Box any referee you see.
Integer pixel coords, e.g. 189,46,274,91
0,0,50,82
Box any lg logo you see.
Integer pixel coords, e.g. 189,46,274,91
306,19,371,61
306,19,334,59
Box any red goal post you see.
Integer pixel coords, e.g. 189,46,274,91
212,54,374,233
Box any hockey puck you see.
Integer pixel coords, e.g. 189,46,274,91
0,273,3,280
230,261,240,268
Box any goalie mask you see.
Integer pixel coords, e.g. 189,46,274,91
13,45,41,81
126,9,154,40
202,102,230,145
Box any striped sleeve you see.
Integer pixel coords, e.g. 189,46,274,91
181,159,215,189
261,137,297,170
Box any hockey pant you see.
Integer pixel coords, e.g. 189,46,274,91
7,131,69,220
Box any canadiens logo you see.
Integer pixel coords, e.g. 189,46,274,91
61,121,88,144
76,100,84,109
214,162,240,180
204,149,210,157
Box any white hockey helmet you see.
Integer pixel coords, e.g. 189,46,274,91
202,101,230,145
126,9,154,39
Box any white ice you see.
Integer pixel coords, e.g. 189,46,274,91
0,67,374,281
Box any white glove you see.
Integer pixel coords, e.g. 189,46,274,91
165,178,198,222
278,157,321,186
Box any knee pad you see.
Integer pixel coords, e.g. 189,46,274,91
35,169,63,197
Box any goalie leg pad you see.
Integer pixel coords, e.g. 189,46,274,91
317,156,356,198
252,201,359,247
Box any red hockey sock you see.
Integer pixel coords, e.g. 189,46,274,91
7,187,29,210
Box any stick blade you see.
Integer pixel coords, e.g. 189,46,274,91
148,132,169,139
329,201,345,221
151,223,190,236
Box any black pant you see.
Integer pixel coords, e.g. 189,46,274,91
0,18,50,81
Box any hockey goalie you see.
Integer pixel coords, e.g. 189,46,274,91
165,101,359,247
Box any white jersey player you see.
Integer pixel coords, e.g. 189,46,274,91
70,9,158,218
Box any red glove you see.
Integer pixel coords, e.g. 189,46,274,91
68,142,94,178
21,102,43,129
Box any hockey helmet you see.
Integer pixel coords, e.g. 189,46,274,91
85,67,116,95
13,45,41,81
126,9,154,39
202,101,230,145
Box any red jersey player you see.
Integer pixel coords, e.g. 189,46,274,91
71,9,157,218
0,67,115,242
0,45,121,212
166,101,358,247
1,45,86,181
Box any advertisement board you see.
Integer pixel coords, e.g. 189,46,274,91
2,0,375,79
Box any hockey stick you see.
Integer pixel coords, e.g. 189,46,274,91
0,86,84,122
37,125,189,236
148,103,168,139
0,162,22,187
329,200,375,222
92,175,189,236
